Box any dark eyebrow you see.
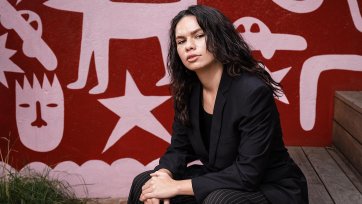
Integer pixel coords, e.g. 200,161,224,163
175,28,203,39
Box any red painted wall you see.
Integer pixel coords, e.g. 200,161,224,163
0,0,361,198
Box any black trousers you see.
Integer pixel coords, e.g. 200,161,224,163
128,170,270,204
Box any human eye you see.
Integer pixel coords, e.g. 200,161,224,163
177,40,185,45
195,33,205,38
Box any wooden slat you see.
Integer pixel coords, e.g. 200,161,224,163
303,147,362,204
335,91,362,114
287,146,333,204
334,97,362,144
87,197,127,203
327,146,362,194
333,121,362,175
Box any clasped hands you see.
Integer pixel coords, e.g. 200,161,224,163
140,170,177,204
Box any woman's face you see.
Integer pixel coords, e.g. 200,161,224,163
175,15,217,72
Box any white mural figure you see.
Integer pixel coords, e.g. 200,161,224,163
0,33,24,87
234,17,307,60
264,65,291,104
300,55,362,131
44,0,196,94
16,74,64,152
234,17,305,104
347,0,362,32
0,0,58,70
98,71,171,153
272,0,324,13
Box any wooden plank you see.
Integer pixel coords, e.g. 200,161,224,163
287,146,333,204
87,197,127,204
303,147,362,204
333,121,362,175
336,91,362,114
334,97,362,144
327,146,362,194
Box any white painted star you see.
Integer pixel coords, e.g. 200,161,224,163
98,71,171,153
0,33,24,87
264,65,291,104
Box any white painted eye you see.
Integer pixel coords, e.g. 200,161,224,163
47,103,58,107
19,103,30,108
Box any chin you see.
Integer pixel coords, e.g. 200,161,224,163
185,63,204,71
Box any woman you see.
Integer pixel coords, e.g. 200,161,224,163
128,5,308,204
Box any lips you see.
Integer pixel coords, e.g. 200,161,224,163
186,54,200,62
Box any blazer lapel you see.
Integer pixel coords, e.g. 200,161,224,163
189,82,208,158
209,69,233,165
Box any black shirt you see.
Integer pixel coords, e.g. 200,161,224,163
200,99,213,152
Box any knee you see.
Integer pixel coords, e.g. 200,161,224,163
128,170,154,203
203,189,226,204
131,170,153,189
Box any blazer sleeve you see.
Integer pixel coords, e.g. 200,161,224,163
155,116,198,177
192,85,279,202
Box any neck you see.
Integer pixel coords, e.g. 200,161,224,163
195,61,223,94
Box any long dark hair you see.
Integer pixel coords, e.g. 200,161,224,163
168,5,282,126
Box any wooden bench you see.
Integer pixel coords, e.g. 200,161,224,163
333,91,362,176
289,146,362,204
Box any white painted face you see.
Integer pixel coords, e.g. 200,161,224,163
15,74,64,152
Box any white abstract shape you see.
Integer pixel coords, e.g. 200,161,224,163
0,161,17,177
0,33,24,87
0,158,159,198
0,0,58,70
272,0,324,13
98,71,171,153
347,0,362,32
44,0,196,94
234,17,307,59
15,74,64,152
265,65,291,104
300,55,362,131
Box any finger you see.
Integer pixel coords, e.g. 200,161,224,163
140,193,147,201
142,179,152,190
143,192,155,200
142,185,154,195
150,172,159,177
150,171,165,177
140,192,148,202
151,198,160,204
163,199,170,204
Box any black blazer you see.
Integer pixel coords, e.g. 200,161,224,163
156,70,308,204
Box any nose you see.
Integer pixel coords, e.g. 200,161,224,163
185,39,195,51
31,101,47,128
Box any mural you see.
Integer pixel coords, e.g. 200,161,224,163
272,0,324,13
347,0,362,32
0,0,57,70
0,33,24,87
299,54,362,131
15,74,64,152
44,0,196,93
98,71,171,153
1,0,362,199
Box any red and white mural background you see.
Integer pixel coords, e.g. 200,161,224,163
1,0,362,198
